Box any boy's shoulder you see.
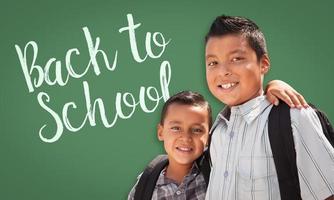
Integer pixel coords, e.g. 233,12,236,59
270,102,324,135
130,155,206,200
290,106,321,127
128,155,167,200
268,101,334,200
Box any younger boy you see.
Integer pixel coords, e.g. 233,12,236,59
128,91,211,200
204,15,334,200
128,87,307,200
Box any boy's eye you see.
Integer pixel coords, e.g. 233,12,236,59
171,126,181,132
192,128,204,134
231,57,244,62
207,61,218,67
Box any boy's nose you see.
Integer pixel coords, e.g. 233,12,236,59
218,63,232,76
223,71,232,76
180,132,192,142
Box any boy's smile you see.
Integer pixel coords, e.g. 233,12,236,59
205,34,270,106
158,104,209,168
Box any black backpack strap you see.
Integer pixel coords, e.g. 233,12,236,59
134,155,168,200
196,149,211,186
268,101,302,200
309,104,334,147
196,106,231,187
198,106,230,186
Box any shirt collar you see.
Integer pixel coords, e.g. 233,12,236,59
156,162,200,186
218,95,271,125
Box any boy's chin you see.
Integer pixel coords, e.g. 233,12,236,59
171,155,200,166
218,97,242,107
170,159,195,167
216,94,253,107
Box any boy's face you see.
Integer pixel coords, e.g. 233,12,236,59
158,104,209,168
205,34,270,106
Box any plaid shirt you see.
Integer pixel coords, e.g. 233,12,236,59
128,163,207,200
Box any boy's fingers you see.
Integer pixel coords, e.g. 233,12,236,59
269,89,308,109
286,90,302,109
267,89,294,107
266,89,280,105
285,91,309,109
278,91,294,107
295,93,309,108
266,93,279,105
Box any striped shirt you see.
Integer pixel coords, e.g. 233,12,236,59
205,95,334,200
128,163,207,200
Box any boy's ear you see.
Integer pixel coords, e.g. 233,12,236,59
260,54,270,74
157,124,164,141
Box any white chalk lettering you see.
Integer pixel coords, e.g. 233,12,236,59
119,14,170,63
37,62,171,143
17,13,173,143
15,27,118,93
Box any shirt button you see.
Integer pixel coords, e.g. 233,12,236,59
224,171,229,177
176,190,182,195
229,131,235,138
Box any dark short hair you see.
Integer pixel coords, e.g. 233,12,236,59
160,91,212,128
205,15,267,60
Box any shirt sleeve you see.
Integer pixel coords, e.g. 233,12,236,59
127,172,143,200
291,107,334,200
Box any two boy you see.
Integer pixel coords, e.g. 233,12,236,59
128,85,306,200
128,14,333,200
204,15,334,200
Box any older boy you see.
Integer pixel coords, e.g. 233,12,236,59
204,15,334,200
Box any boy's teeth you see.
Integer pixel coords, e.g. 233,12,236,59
220,83,236,89
178,147,191,151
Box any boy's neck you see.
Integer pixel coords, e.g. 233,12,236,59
165,161,193,184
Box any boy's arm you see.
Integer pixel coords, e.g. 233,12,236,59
265,80,308,108
291,108,334,200
127,183,136,200
127,173,142,200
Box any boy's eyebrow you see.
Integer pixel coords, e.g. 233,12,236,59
168,121,207,128
206,49,246,59
228,49,246,55
168,121,182,125
192,124,206,129
205,54,217,59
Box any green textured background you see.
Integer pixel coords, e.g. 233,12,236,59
1,0,333,199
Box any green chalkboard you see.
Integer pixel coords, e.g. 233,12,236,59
1,0,333,199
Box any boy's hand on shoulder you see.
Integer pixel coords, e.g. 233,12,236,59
265,80,308,109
